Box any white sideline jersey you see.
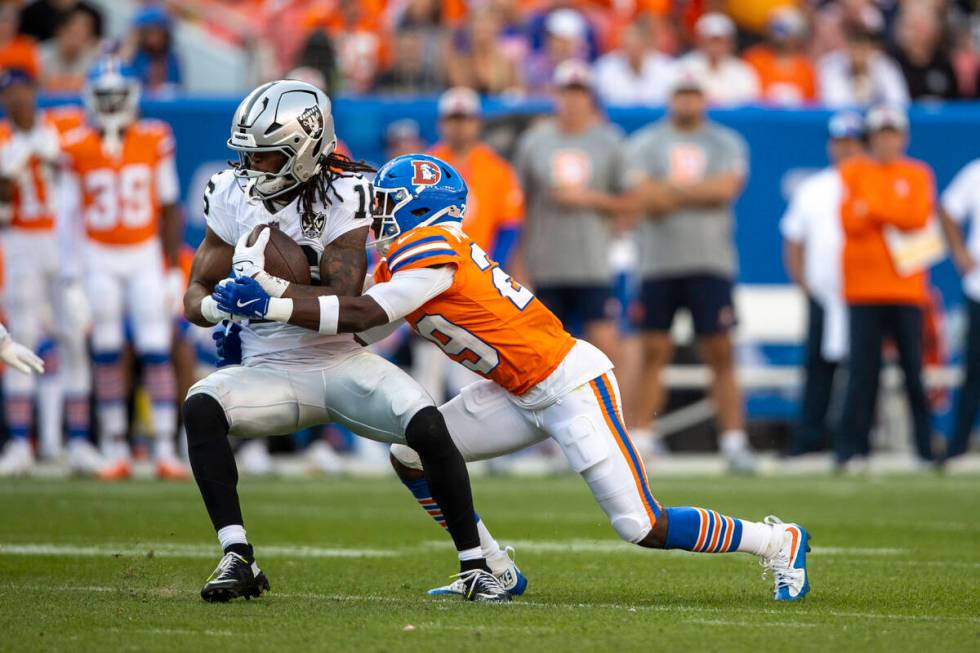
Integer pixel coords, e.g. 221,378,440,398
204,169,372,367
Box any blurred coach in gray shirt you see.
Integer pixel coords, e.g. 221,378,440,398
624,71,754,471
514,60,625,358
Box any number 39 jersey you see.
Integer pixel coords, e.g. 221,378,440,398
374,225,577,396
205,168,373,366
60,119,179,246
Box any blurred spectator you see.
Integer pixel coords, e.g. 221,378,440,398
622,72,754,471
294,30,337,94
301,0,388,94
743,6,818,106
0,3,38,78
373,27,444,94
429,87,524,265
675,13,760,106
890,3,958,101
838,105,935,467
526,1,600,60
446,6,523,95
818,21,908,107
939,156,980,461
525,8,590,95
18,0,102,43
780,112,865,456
391,0,443,29
125,6,182,95
513,60,623,358
38,7,97,93
385,118,426,159
593,16,675,106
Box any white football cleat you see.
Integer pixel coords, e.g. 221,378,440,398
305,440,346,475
67,439,107,476
428,546,528,597
238,440,273,476
0,438,34,477
762,515,811,601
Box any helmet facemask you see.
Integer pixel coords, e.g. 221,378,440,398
83,74,140,155
371,186,412,255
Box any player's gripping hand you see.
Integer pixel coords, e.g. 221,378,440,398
213,276,271,320
0,327,44,375
213,321,243,367
232,227,270,279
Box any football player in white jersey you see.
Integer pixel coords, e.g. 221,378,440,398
182,80,508,603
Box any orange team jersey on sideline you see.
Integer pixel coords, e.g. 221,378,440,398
742,45,817,104
375,225,575,396
61,120,175,246
0,107,85,231
427,142,524,253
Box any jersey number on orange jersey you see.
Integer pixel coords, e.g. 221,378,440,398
415,242,533,374
13,159,54,224
84,165,154,232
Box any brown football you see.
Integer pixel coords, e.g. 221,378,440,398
245,224,311,285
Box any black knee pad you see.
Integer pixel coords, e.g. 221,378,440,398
404,406,451,456
183,393,229,446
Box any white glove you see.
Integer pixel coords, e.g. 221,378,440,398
30,124,61,165
62,281,92,333
164,267,185,316
0,133,32,178
232,226,290,297
0,327,44,375
232,227,270,279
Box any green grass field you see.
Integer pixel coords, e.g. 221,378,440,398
1,473,978,652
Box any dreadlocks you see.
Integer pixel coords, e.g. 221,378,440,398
297,152,376,223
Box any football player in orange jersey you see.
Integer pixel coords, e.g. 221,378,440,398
0,67,102,477
58,58,186,480
217,154,813,602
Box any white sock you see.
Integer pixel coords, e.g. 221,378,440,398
736,520,778,557
155,436,176,461
477,518,501,559
457,546,482,562
217,525,248,551
720,430,749,455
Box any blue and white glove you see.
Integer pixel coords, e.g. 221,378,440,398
212,276,271,320
212,321,243,367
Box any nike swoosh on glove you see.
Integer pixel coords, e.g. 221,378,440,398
213,277,271,320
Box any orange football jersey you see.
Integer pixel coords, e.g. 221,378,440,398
61,119,175,246
375,225,575,396
0,107,84,231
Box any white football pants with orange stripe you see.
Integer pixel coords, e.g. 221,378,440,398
392,369,663,544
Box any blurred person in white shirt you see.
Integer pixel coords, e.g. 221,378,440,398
594,15,675,106
675,12,759,106
817,20,909,107
780,112,865,457
939,158,980,462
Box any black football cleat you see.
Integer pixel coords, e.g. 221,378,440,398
457,568,511,603
200,551,270,603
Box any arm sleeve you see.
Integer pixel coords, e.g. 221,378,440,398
155,154,180,205
866,165,933,230
364,266,455,322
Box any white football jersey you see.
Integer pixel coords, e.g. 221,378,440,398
204,169,372,368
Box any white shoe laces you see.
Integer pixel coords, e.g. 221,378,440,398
211,552,244,581
759,515,796,590
453,568,508,597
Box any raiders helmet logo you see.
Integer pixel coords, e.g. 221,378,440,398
302,211,326,239
411,160,442,186
297,106,324,139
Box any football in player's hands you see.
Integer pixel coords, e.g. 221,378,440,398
237,224,311,285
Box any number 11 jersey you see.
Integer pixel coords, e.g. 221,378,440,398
374,225,576,396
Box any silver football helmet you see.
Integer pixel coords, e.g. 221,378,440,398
227,79,338,199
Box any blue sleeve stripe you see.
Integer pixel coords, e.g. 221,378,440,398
386,235,448,264
390,249,457,273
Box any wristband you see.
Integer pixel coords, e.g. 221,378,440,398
318,296,339,335
254,271,290,298
266,297,294,322
201,296,229,324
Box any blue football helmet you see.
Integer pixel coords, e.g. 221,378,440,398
371,153,467,251
83,57,141,135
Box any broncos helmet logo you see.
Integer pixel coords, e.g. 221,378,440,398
411,160,442,186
